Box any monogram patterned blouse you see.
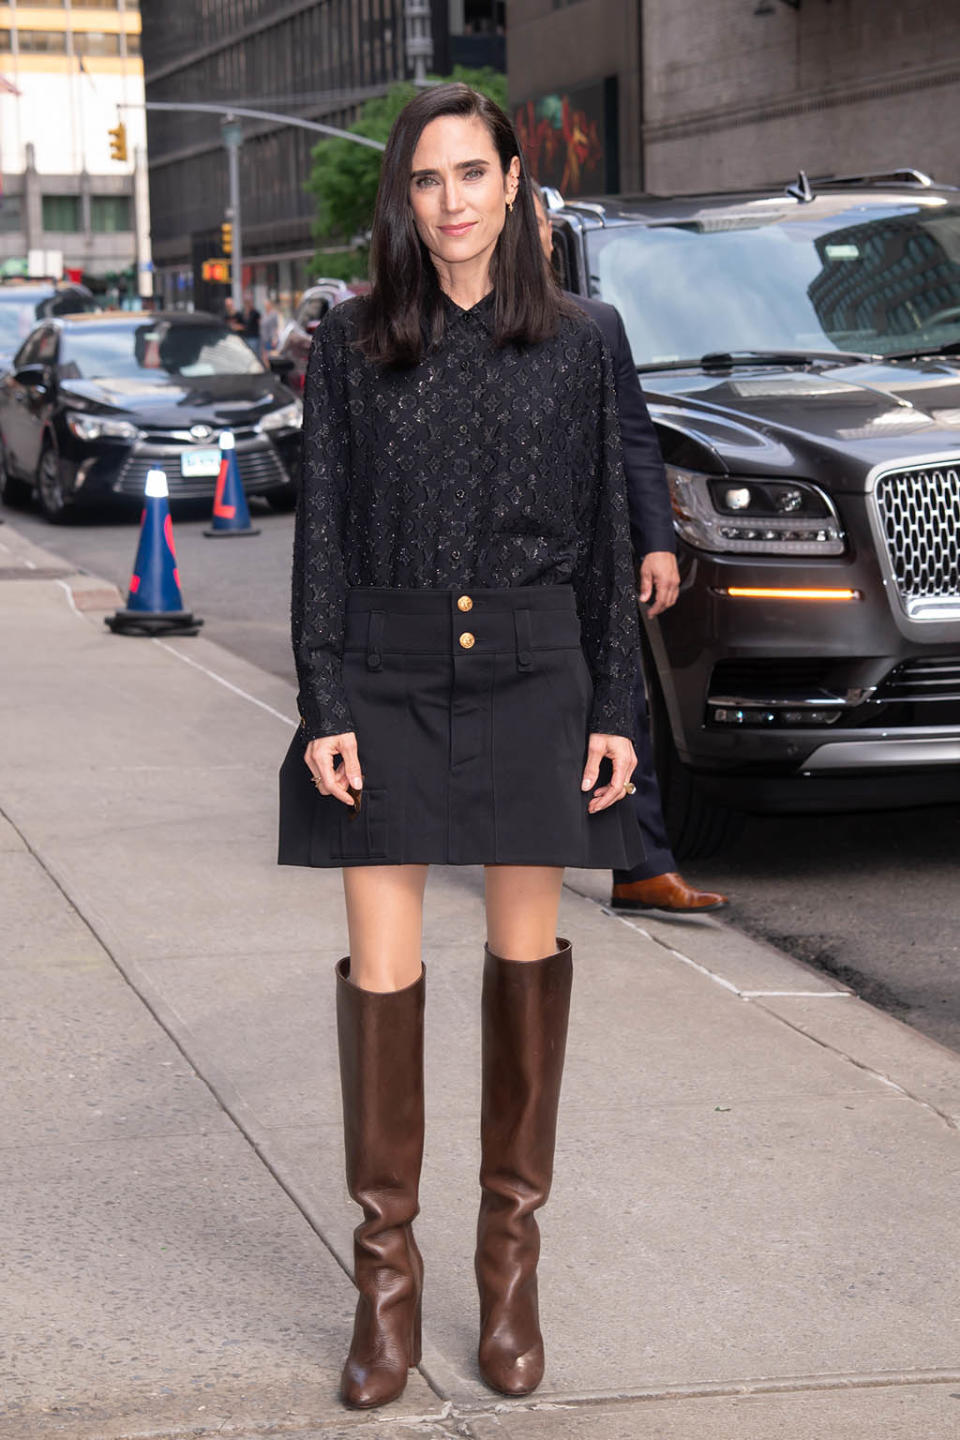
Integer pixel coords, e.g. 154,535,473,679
292,291,639,740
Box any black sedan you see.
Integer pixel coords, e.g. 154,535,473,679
0,310,302,521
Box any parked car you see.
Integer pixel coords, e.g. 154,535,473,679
276,278,356,391
547,169,960,855
0,280,98,374
0,309,302,521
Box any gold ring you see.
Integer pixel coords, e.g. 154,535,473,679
312,775,325,793
623,782,637,796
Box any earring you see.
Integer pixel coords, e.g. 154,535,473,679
507,198,515,214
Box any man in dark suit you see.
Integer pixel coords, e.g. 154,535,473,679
533,185,729,913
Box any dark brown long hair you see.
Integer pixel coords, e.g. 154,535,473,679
358,83,568,368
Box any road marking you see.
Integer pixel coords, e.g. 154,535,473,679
608,911,851,999
151,638,297,727
55,578,80,617
741,989,852,998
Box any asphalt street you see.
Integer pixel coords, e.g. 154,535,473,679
7,495,960,1055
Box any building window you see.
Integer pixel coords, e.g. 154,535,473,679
6,30,69,53
124,32,141,55
91,195,132,232
72,31,124,56
0,197,22,233
42,195,81,232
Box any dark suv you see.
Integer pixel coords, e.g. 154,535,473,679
547,169,960,855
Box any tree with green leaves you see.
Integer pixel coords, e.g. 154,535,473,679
305,68,508,284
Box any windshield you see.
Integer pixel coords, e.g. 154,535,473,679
586,200,960,368
0,297,43,354
59,322,264,380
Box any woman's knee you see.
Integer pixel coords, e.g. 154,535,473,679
343,865,427,991
484,866,563,962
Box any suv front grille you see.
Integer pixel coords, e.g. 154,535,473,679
873,462,960,618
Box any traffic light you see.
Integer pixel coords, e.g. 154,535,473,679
108,121,127,163
221,221,233,255
201,259,230,283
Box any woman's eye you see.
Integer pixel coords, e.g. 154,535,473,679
414,175,438,189
465,168,485,181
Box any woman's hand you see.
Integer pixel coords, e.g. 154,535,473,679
581,733,637,814
305,732,363,808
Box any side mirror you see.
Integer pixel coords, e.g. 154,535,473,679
15,364,50,391
269,355,295,376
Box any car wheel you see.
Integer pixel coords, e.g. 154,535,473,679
264,488,297,513
0,433,34,508
645,648,743,861
36,441,74,525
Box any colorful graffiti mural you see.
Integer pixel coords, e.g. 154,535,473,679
514,80,612,195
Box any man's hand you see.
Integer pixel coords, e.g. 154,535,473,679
638,550,680,617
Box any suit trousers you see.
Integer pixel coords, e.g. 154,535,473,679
613,666,677,884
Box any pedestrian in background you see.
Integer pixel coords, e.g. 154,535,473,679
532,183,729,915
242,292,262,358
223,295,244,334
280,83,644,1409
260,297,281,357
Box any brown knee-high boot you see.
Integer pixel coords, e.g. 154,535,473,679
336,957,425,1409
475,940,573,1396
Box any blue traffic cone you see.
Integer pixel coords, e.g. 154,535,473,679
105,469,202,636
204,429,260,537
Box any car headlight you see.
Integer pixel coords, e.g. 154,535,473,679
667,466,846,555
66,412,139,442
259,399,303,433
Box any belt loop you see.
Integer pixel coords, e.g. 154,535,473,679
367,609,385,670
514,609,533,671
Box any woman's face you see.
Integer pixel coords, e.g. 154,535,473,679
409,114,520,277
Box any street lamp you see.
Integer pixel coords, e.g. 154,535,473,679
221,117,244,312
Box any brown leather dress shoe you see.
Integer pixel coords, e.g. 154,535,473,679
610,873,729,913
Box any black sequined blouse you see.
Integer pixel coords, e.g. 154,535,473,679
291,291,640,741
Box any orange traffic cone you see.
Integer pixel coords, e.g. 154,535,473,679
106,469,202,636
204,430,260,537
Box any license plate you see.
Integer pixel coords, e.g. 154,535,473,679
180,447,221,478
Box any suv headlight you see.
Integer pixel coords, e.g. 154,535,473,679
66,412,139,442
259,399,303,433
667,466,846,555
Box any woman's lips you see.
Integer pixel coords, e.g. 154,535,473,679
438,222,477,236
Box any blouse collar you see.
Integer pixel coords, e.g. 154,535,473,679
441,288,496,330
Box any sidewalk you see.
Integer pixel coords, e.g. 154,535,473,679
1,518,959,1440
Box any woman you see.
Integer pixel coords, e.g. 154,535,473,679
279,83,643,1409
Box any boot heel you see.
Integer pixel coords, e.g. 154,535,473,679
409,1294,422,1367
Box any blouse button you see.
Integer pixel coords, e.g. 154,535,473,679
459,631,475,650
457,595,473,612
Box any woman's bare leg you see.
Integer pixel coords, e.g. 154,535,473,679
343,864,429,991
483,865,564,961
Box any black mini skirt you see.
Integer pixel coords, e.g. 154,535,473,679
278,586,646,870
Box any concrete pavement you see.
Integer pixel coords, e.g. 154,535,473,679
1,518,959,1440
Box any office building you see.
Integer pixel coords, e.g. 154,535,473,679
508,0,960,198
0,0,148,296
